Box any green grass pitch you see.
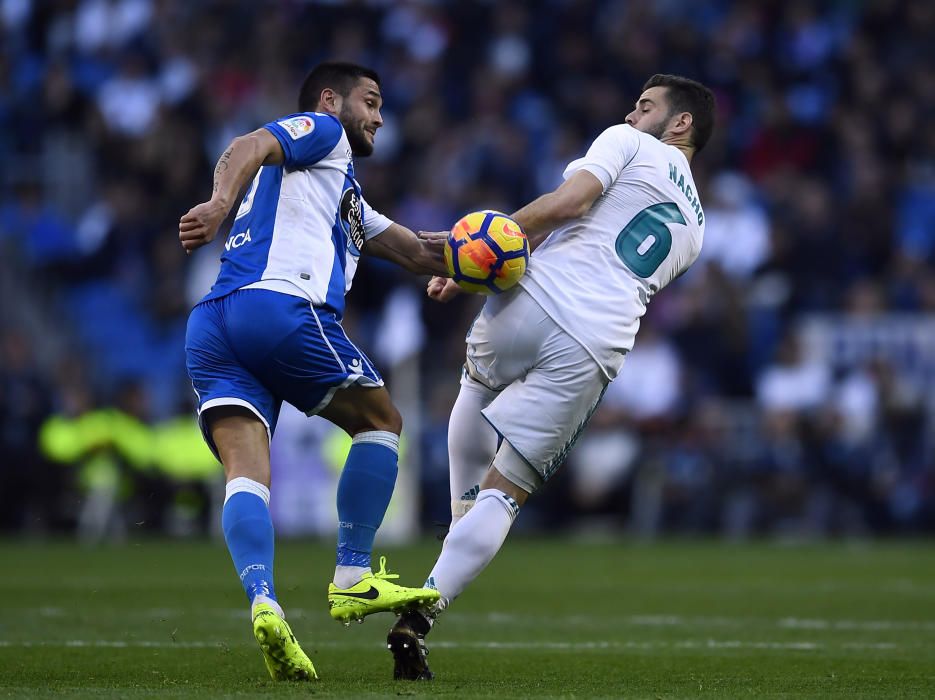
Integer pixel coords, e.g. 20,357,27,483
0,537,933,698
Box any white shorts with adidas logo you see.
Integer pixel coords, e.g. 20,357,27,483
463,286,611,493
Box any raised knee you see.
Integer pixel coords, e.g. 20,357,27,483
372,405,402,435
347,402,402,437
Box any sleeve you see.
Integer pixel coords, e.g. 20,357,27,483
263,112,344,168
361,194,393,241
562,124,641,192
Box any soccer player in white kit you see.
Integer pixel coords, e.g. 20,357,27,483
387,74,716,680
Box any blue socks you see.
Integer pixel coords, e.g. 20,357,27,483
222,432,399,598
335,431,399,569
222,477,277,604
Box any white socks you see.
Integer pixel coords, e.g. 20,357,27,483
447,378,499,527
333,565,370,589
427,489,519,611
252,594,284,618
225,476,270,506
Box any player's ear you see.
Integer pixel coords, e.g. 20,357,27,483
318,88,341,115
670,111,693,137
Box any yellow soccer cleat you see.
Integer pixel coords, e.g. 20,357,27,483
252,603,318,681
328,556,440,625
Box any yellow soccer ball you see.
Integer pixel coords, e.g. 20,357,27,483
444,211,529,295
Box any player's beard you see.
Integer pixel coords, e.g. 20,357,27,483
643,119,668,141
643,111,674,141
341,108,374,157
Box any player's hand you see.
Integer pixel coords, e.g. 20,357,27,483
179,199,228,254
417,231,449,246
416,231,449,275
427,276,461,302
418,231,448,260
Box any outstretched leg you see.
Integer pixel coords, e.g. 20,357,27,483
389,441,530,680
320,385,439,623
424,462,527,609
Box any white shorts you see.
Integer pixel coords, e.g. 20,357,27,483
464,287,610,493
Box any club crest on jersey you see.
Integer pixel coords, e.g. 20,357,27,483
277,115,315,140
340,187,365,255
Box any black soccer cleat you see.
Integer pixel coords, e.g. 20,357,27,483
387,611,434,681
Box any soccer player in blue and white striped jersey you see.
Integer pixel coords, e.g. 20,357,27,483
180,62,443,681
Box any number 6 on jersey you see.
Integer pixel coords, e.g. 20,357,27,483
614,202,686,278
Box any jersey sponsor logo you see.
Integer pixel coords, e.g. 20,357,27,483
277,115,315,140
340,187,365,255
225,228,252,251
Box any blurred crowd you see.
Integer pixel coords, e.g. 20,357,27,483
2,0,934,539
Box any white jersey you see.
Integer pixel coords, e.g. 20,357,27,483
519,124,704,379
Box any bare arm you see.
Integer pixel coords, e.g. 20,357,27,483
510,169,605,252
364,223,448,276
426,169,606,303
179,128,285,254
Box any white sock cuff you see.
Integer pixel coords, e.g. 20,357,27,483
476,488,520,522
225,477,270,506
352,430,399,454
252,595,284,619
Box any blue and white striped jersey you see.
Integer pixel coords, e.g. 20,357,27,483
201,112,392,319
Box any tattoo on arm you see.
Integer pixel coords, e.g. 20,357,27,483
212,146,234,193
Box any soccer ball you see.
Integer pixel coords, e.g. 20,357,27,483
444,211,529,295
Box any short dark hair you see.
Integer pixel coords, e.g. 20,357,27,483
643,74,716,152
298,62,381,112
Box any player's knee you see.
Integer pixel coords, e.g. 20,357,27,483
486,446,534,507
367,403,402,435
345,399,402,436
205,405,271,482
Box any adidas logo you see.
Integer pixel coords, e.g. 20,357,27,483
502,495,520,518
460,485,480,501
